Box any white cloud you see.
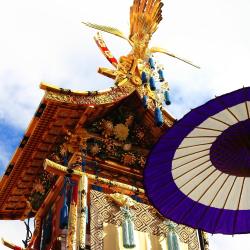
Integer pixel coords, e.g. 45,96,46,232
0,143,10,168
209,234,250,250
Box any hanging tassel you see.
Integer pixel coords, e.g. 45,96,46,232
158,69,165,82
60,181,68,229
131,194,142,203
81,158,86,172
92,184,103,192
122,220,130,248
155,107,163,127
167,221,181,250
127,219,136,248
142,95,148,109
121,206,136,249
141,71,147,84
149,76,156,91
85,206,89,225
164,90,171,105
167,230,181,250
63,154,68,167
148,57,155,69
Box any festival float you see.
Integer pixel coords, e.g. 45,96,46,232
0,0,209,249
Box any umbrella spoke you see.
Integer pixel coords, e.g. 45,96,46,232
212,176,237,233
173,148,209,160
178,142,212,149
232,177,246,234
194,174,231,228
173,160,211,180
173,154,210,170
245,101,250,119
179,165,214,190
178,172,224,225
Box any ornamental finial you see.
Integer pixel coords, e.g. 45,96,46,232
83,0,199,126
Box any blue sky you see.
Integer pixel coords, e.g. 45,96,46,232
1,0,250,249
0,123,22,169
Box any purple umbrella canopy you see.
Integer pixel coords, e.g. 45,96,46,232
144,87,250,234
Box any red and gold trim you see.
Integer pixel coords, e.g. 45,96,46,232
94,32,118,67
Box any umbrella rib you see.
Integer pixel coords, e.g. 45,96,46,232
222,176,238,209
195,172,224,203
178,164,213,190
178,171,223,225
226,108,240,122
245,101,250,119
196,126,223,132
186,135,217,138
173,159,211,180
209,174,231,207
209,116,231,127
194,108,231,127
178,142,212,150
154,160,211,192
237,177,246,210
194,174,231,227
215,95,240,122
173,154,209,170
232,177,246,234
244,87,250,118
239,177,246,205
166,167,216,217
173,148,209,160
212,176,237,233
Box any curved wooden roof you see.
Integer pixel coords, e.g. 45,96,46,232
0,82,175,220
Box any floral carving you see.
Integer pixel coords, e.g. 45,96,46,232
101,120,114,138
113,123,129,141
122,153,136,166
29,171,57,211
90,143,101,156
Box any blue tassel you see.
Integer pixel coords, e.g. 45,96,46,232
60,203,68,229
127,219,136,248
60,184,68,229
148,57,155,69
164,90,171,105
122,220,130,248
85,206,89,225
81,159,86,172
121,207,136,248
63,155,68,166
141,71,147,84
131,195,142,203
158,69,165,82
142,95,148,109
92,184,103,192
155,107,163,127
167,230,181,250
149,77,156,91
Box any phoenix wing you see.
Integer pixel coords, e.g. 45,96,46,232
150,47,200,69
82,22,128,42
